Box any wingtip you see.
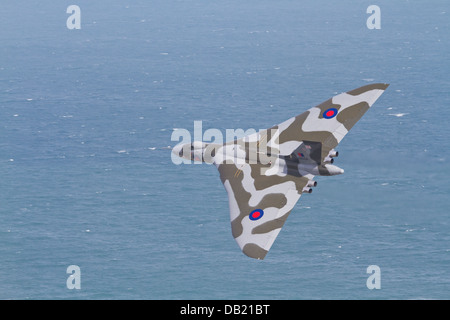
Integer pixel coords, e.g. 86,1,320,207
347,83,390,96
242,243,268,260
372,82,389,87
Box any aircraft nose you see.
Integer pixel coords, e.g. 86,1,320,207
172,144,183,158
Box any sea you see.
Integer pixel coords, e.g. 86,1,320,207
0,0,449,300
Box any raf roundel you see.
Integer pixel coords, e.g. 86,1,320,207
323,108,338,119
249,209,264,221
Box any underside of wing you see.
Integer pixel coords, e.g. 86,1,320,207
217,161,311,259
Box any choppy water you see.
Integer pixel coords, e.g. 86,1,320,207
1,0,449,299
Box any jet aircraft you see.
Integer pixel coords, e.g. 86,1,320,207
172,83,389,259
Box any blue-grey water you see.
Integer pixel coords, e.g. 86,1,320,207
1,0,449,299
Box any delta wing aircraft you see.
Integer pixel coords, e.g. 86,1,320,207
173,83,389,259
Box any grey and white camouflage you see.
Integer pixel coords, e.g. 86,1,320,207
173,83,389,259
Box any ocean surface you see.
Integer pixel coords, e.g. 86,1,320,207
1,0,449,299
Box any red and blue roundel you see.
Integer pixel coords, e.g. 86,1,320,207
249,209,264,221
323,108,338,119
